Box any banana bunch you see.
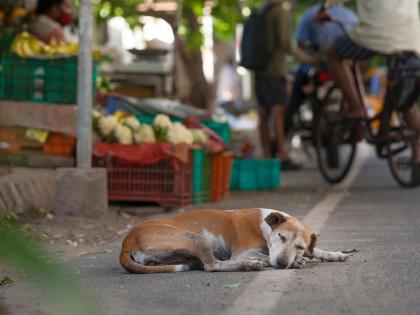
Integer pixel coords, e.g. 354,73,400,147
10,32,79,57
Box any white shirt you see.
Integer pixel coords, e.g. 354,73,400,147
326,0,420,55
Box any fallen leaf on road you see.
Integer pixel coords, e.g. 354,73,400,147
0,277,13,286
66,240,78,247
223,283,241,289
37,208,48,215
103,249,112,253
5,212,19,220
120,212,131,219
341,249,359,254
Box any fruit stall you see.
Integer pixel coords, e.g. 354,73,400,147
0,30,96,167
0,3,282,210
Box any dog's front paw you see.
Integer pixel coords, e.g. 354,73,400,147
321,252,349,262
242,260,266,271
249,256,270,267
335,252,349,262
291,255,306,269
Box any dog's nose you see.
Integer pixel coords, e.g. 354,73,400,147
275,259,289,269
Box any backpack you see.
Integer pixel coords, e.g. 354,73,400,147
240,3,278,71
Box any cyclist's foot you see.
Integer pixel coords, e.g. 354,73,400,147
281,158,303,171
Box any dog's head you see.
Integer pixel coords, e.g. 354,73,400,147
264,212,317,269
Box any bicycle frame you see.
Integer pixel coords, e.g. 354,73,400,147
327,19,411,159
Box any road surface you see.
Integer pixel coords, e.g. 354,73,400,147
2,145,420,315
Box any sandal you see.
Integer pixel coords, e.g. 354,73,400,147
281,158,303,171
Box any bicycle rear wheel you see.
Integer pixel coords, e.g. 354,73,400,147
315,97,358,184
387,115,419,188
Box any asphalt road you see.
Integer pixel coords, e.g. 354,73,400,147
2,146,420,315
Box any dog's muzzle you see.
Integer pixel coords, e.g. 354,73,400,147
275,258,289,269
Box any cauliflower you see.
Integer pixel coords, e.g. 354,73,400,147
98,115,118,136
167,122,193,145
153,114,172,130
191,129,208,145
92,110,102,119
123,116,141,131
92,110,103,134
114,124,133,145
134,124,156,144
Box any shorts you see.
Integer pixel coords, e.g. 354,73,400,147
335,35,376,60
255,75,287,107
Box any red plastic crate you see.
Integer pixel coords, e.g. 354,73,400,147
43,132,76,157
221,153,233,198
93,155,193,207
211,152,233,202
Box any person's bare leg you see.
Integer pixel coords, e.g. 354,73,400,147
259,107,271,158
404,104,420,163
272,105,287,160
324,45,364,119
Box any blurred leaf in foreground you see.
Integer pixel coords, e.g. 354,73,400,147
0,219,97,315
0,276,13,286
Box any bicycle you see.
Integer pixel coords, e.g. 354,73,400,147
287,67,343,153
313,21,420,188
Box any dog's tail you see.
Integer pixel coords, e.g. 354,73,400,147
119,248,187,274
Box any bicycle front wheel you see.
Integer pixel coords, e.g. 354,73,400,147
314,99,358,184
387,118,419,188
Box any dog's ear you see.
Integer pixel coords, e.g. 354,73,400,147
307,233,317,254
264,212,287,230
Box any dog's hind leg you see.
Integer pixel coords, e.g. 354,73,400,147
184,232,265,272
305,248,349,262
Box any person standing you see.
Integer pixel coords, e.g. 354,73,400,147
29,0,73,43
253,0,300,170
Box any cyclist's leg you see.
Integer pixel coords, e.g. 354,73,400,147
403,104,420,163
324,35,375,119
324,46,363,118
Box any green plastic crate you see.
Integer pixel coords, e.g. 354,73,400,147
0,63,3,99
230,158,281,190
1,53,97,104
202,120,231,144
192,149,211,203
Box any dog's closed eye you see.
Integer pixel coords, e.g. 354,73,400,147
278,233,287,242
296,245,305,251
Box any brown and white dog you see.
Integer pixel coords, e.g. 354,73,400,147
120,208,349,273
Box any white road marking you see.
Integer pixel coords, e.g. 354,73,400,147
225,143,370,315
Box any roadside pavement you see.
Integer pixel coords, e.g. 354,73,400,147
1,145,420,315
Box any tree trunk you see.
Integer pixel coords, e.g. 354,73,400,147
176,37,212,109
146,4,213,109
175,6,213,110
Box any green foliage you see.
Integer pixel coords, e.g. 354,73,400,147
77,0,348,51
0,217,96,315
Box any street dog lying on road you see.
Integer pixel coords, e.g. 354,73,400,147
120,208,349,273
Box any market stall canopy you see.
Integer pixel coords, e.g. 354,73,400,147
107,95,209,120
